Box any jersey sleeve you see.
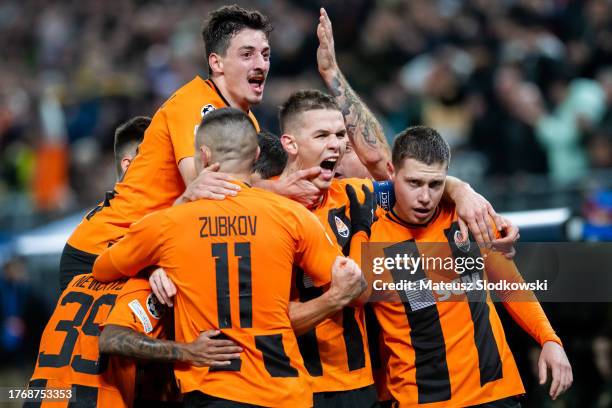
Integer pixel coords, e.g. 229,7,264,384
93,211,170,282
484,250,562,347
294,207,341,287
165,99,198,166
101,277,168,338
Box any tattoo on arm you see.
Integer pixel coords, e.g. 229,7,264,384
330,73,385,148
100,325,187,363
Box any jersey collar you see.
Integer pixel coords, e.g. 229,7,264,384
386,205,441,229
204,78,253,117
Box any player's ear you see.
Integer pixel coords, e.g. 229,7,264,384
280,133,298,156
120,157,132,174
199,145,211,167
386,161,395,180
209,53,223,74
254,146,261,162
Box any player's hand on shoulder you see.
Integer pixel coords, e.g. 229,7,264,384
149,268,176,307
491,215,520,259
270,166,322,208
177,162,240,204
329,256,366,307
186,330,243,367
538,341,573,400
454,184,498,246
346,184,375,237
316,8,339,84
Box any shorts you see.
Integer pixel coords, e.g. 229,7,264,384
59,243,98,291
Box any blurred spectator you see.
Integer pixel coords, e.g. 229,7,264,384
593,330,612,408
0,256,45,365
0,0,611,215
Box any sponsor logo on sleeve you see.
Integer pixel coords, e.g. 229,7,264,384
128,300,153,333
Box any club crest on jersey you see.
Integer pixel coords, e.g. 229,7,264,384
334,216,350,238
201,104,216,117
454,230,471,253
146,293,165,319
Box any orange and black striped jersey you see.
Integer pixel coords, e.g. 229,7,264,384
67,77,259,256
364,201,561,407
28,275,167,408
92,181,342,407
293,177,374,393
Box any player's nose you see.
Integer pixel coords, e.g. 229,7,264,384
328,136,341,151
253,53,268,71
417,188,431,204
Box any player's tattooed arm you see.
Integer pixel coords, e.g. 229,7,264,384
316,8,390,181
100,325,242,367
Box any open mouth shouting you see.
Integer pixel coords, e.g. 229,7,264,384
319,157,338,181
412,207,433,220
247,72,266,94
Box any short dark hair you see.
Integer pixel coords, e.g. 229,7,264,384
392,126,450,169
196,107,258,172
253,131,287,179
279,89,340,133
114,116,150,176
202,5,273,75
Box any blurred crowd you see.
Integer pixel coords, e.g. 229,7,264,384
1,0,612,218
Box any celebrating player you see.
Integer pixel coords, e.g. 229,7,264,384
59,116,149,290
92,108,365,407
59,5,274,289
360,126,572,407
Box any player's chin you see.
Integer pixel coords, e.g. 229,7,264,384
246,87,265,104
313,176,333,191
246,94,263,105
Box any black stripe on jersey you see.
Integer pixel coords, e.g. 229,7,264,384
23,379,47,408
255,334,299,377
212,243,232,329
235,242,253,328
364,304,382,370
297,329,323,377
294,267,324,376
342,307,366,371
69,384,98,408
209,332,242,372
384,240,452,404
445,223,503,386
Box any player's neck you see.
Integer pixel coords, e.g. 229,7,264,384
210,77,250,112
227,172,253,185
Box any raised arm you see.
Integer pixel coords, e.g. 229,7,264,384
316,8,390,181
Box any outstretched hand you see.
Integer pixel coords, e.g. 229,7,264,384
317,8,338,84
538,341,573,400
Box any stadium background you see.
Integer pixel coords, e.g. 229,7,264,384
0,0,611,406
